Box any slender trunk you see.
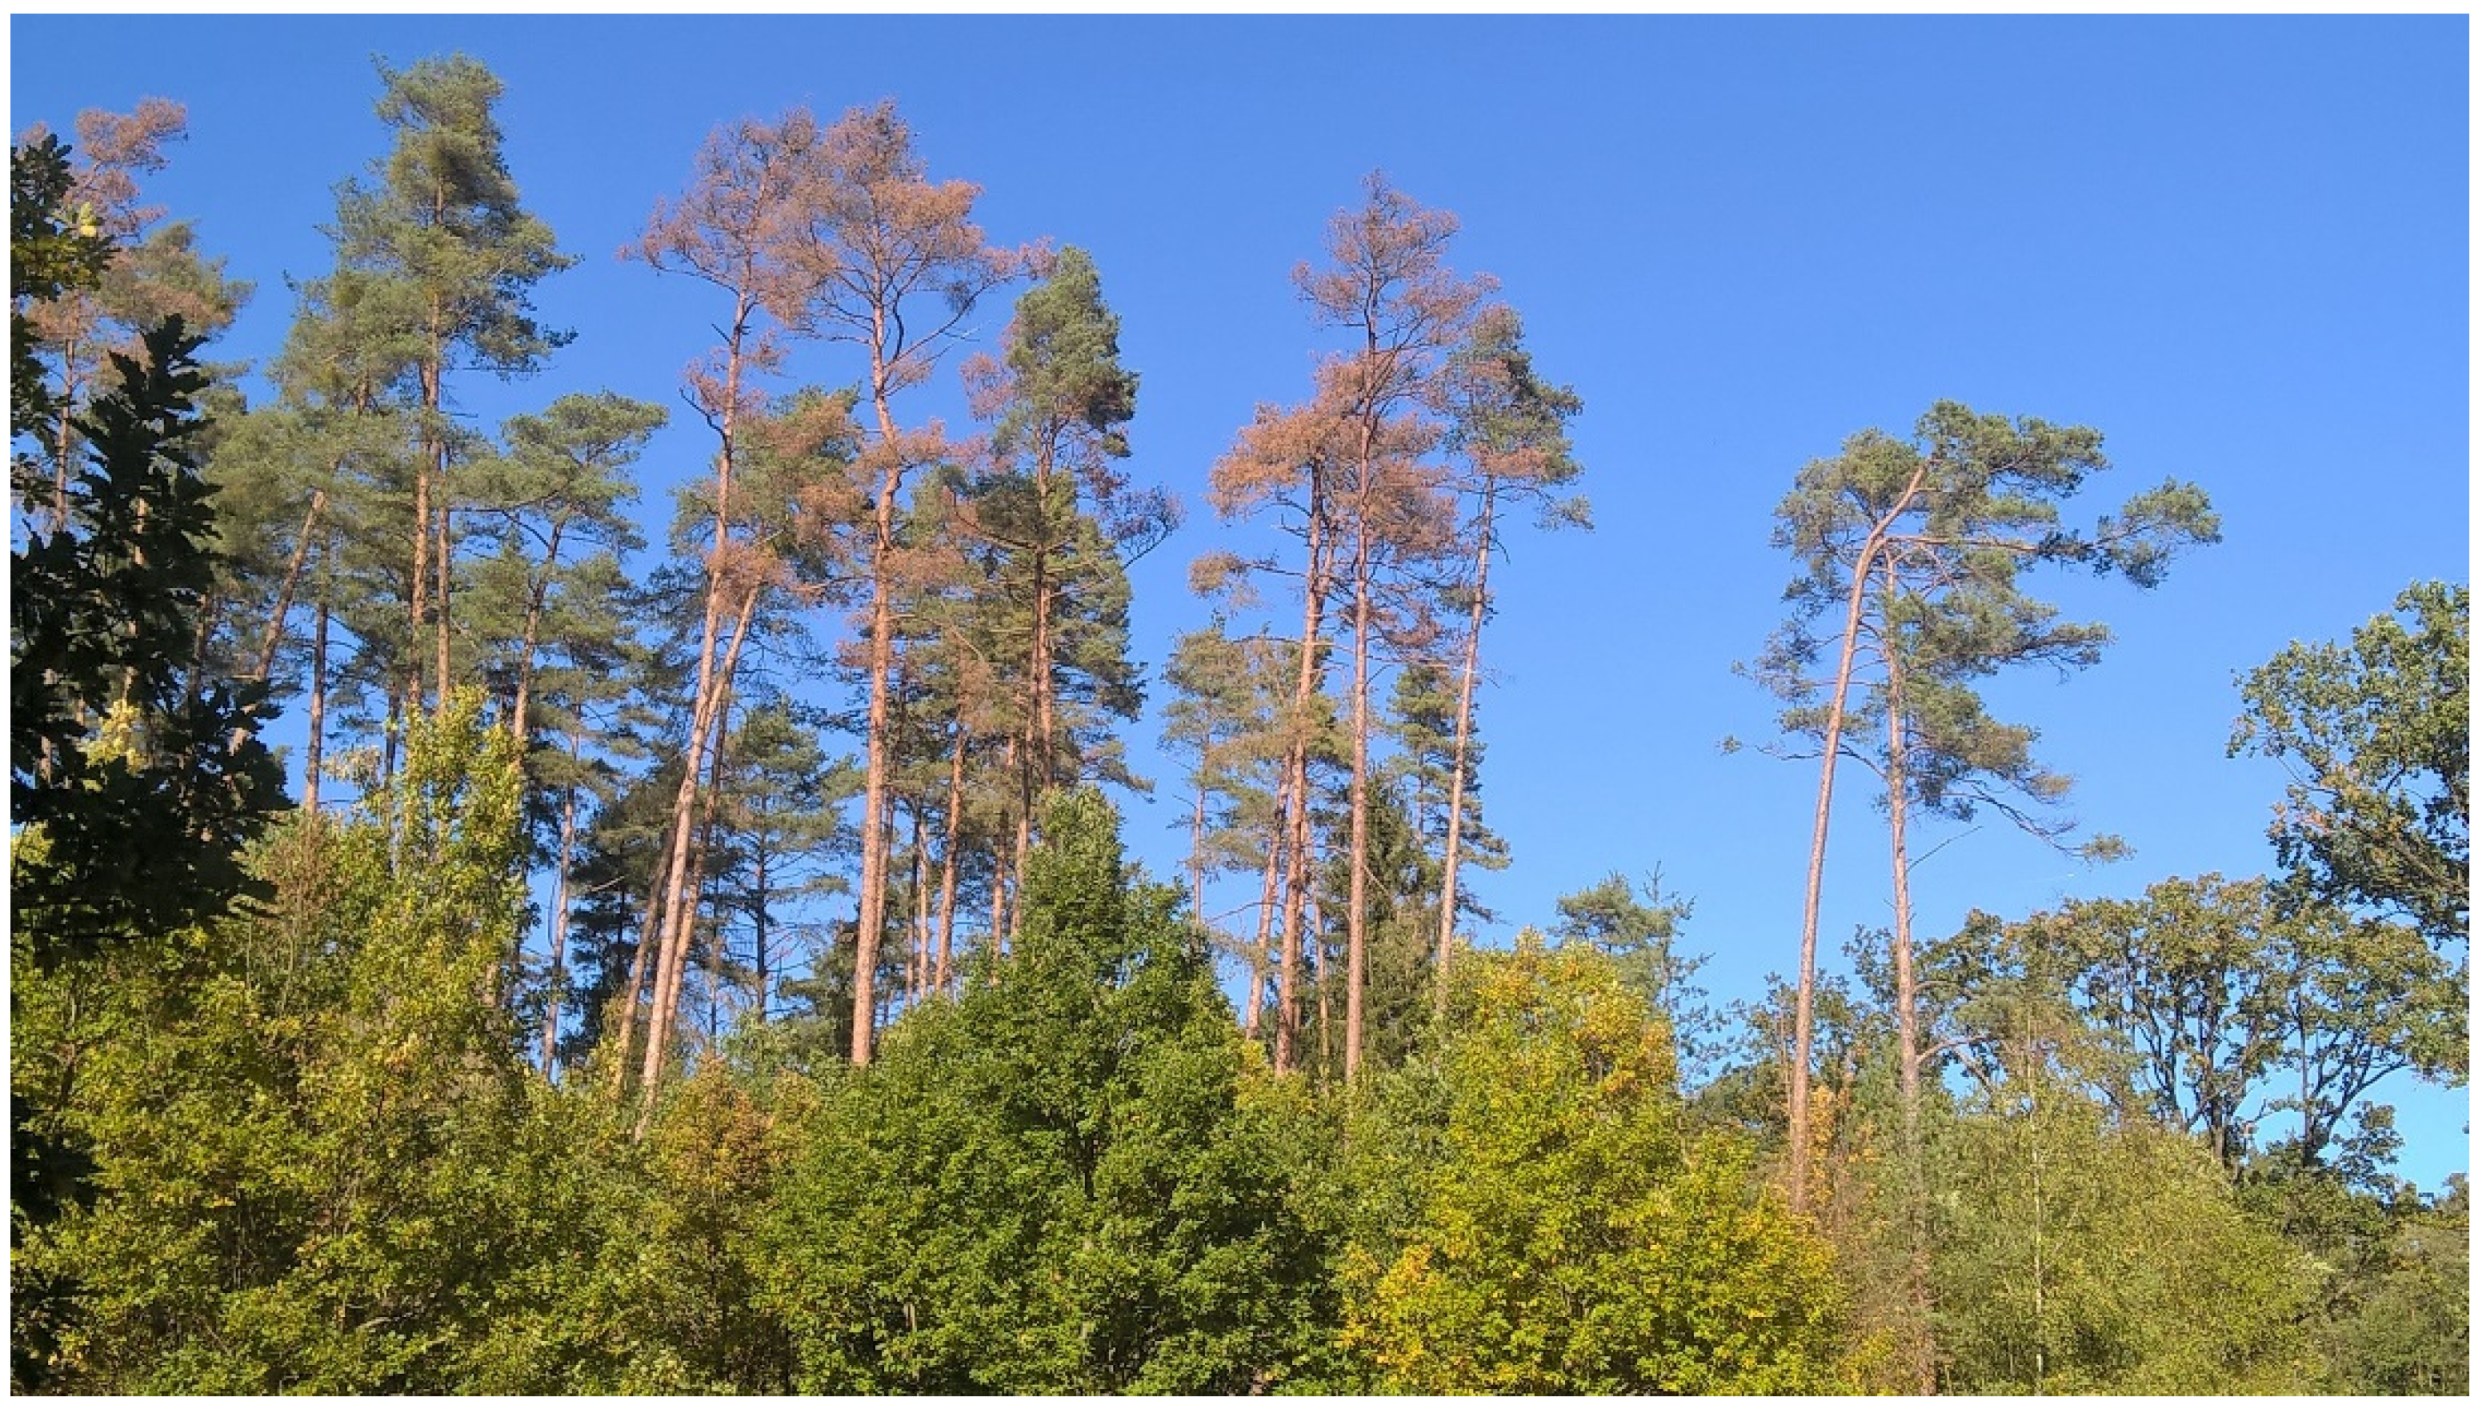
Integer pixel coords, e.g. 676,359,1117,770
253,487,327,681
639,625,724,1098
1011,697,1035,954
1010,791,1031,952
303,596,328,813
423,300,454,721
987,830,1010,970
1345,514,1373,1082
910,798,932,1010
1787,561,1871,1218
541,775,580,1077
511,518,565,755
853,327,909,1067
990,734,1016,964
935,724,966,996
607,840,670,1099
48,340,82,536
1787,464,1924,1214
639,585,758,1120
648,690,734,1116
699,794,725,1050
1436,481,1497,1019
852,525,898,1062
1882,567,1933,1394
410,356,438,714
636,290,755,1112
433,499,454,718
1031,448,1058,788
1275,486,1331,1075
1310,889,1334,1080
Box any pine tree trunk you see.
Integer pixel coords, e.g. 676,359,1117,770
608,839,671,1099
640,588,756,1121
252,487,326,682
434,500,454,718
635,291,754,1110
1310,889,1334,1079
1881,568,1934,1394
991,734,1017,963
422,305,454,720
1275,489,1331,1075
48,338,82,537
853,335,911,1067
1009,792,1031,953
1031,449,1058,790
1788,464,1924,1214
648,701,732,1118
409,456,431,713
1436,481,1496,1019
700,799,725,1049
935,723,966,996
854,574,896,1062
1788,561,1872,1219
1345,516,1373,1082
910,799,932,1011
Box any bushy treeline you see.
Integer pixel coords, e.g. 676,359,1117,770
15,715,2466,1394
15,745,1864,1393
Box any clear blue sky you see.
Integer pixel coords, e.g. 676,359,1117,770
14,15,2468,1184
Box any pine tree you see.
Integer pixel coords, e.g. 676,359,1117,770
772,100,1026,1066
328,54,573,715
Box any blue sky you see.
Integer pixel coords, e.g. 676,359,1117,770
13,15,2468,1183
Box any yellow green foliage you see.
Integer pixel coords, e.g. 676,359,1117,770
1338,937,1862,1393
1933,1095,2320,1394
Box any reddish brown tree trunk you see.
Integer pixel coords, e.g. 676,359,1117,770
409,458,430,713
1787,464,1925,1214
1345,513,1373,1082
910,798,933,1010
608,837,671,1098
1881,565,1935,1394
639,584,758,1121
1274,486,1331,1075
434,500,454,718
635,287,755,1115
1031,454,1058,789
852,352,907,1065
935,724,966,996
642,678,737,1125
252,487,326,682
